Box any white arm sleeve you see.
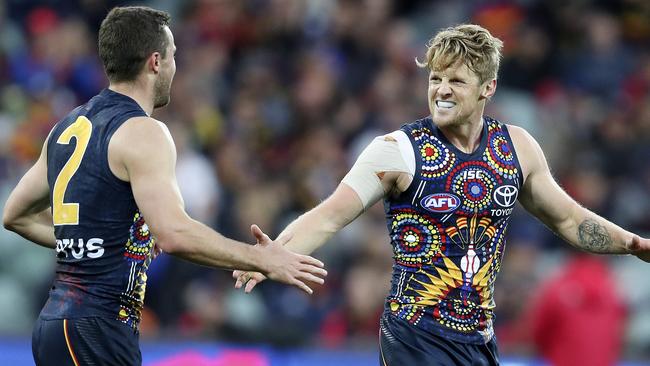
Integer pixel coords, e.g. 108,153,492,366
341,131,415,210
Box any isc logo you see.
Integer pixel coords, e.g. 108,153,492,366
461,170,484,180
421,193,461,213
55,238,105,259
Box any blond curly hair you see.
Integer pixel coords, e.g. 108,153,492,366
416,24,503,83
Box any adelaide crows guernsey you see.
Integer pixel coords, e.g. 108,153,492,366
385,116,522,344
42,89,153,329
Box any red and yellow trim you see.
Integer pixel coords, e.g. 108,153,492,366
63,319,80,366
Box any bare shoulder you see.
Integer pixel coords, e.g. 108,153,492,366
113,116,172,141
506,124,547,183
108,116,176,181
506,124,536,148
111,117,175,152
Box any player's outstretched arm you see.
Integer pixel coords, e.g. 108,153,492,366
234,133,414,292
509,125,650,260
3,136,56,248
234,183,364,292
111,116,326,293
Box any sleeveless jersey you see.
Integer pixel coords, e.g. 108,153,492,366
384,116,523,344
42,88,153,329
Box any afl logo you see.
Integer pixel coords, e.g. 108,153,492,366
421,193,461,213
494,185,518,207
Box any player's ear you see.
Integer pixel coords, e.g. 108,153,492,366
147,52,161,74
480,79,497,99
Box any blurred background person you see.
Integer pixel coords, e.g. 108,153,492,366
528,251,627,366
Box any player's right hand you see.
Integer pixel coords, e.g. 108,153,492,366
242,225,327,294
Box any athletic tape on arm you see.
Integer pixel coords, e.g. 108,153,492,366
342,131,415,210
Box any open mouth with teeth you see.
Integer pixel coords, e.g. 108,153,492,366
436,100,456,109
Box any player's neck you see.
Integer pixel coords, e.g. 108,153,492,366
438,114,485,154
108,82,154,116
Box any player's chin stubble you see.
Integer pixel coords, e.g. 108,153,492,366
153,78,171,109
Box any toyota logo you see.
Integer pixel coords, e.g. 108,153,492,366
494,185,518,207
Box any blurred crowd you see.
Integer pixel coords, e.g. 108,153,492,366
0,0,649,363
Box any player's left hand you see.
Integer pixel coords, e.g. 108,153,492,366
628,236,650,262
234,270,267,293
233,225,269,292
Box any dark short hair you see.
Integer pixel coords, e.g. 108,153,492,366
98,6,171,82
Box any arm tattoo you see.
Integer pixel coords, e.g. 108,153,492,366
577,219,612,253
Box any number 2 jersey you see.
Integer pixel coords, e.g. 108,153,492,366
385,116,523,344
42,88,154,329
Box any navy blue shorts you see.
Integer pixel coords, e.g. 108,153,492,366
32,316,141,366
379,314,499,366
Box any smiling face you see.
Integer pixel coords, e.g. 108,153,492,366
427,61,495,128
417,25,503,129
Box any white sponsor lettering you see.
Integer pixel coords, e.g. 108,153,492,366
424,196,457,208
86,238,105,258
421,193,461,213
491,208,514,216
71,239,84,259
461,170,484,180
56,238,105,259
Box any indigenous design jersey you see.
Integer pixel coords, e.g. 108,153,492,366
42,89,153,329
384,116,523,344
